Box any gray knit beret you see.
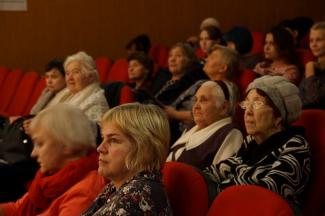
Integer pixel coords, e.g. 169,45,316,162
246,75,302,124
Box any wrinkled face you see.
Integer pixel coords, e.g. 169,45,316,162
168,47,188,75
31,127,66,175
309,29,325,58
128,60,148,83
243,89,281,143
45,68,66,93
199,30,214,54
97,122,133,184
264,33,280,60
203,49,227,79
65,61,92,93
192,84,224,129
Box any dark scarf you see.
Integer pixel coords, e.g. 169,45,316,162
17,151,98,216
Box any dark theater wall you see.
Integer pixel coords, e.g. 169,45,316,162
0,0,324,72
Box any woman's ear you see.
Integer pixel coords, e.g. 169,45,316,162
274,117,283,129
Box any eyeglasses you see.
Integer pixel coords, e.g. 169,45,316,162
239,100,267,110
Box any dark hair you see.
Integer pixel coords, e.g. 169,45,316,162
125,34,151,54
223,26,253,55
292,16,314,40
266,27,298,65
200,25,223,42
127,52,154,80
45,58,65,76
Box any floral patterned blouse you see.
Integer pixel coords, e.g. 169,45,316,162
81,171,173,216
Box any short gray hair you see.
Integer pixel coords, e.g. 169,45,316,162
170,43,198,69
30,104,97,155
64,51,99,83
101,103,170,172
208,44,239,79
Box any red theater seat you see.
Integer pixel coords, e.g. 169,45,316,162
106,59,129,82
96,57,113,84
23,77,46,115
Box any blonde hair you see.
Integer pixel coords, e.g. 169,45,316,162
64,51,99,83
311,21,325,31
101,103,170,172
30,104,96,155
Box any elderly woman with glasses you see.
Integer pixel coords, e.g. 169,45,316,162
204,75,311,214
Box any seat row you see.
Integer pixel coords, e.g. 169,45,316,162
163,109,325,216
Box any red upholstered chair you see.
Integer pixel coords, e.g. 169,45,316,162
119,85,135,105
295,48,316,68
162,162,209,216
195,48,206,59
23,77,46,115
250,31,264,54
7,71,40,115
207,185,294,216
0,69,23,114
95,57,113,84
106,59,129,82
292,109,325,216
234,68,256,99
149,44,169,68
0,67,10,87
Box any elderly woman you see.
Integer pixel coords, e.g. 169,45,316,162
164,45,239,142
205,75,311,214
167,80,243,169
24,51,108,135
57,51,109,123
82,103,172,215
150,42,207,105
253,27,300,84
0,104,105,215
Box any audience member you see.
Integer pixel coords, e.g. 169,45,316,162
198,25,224,62
167,80,243,169
223,26,261,69
82,103,172,215
187,17,221,49
164,45,239,139
150,43,207,105
125,34,151,56
205,75,311,215
0,104,104,215
253,27,300,84
299,21,325,109
0,59,66,202
52,51,109,124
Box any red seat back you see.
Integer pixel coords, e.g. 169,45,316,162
207,185,294,216
119,85,135,105
195,48,206,59
0,69,23,113
234,68,256,99
23,77,46,115
293,109,325,216
295,48,316,68
7,71,40,115
106,59,129,82
251,31,264,54
0,67,10,87
149,44,169,68
96,57,113,84
162,162,209,216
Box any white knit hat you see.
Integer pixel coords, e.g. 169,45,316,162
246,75,302,124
